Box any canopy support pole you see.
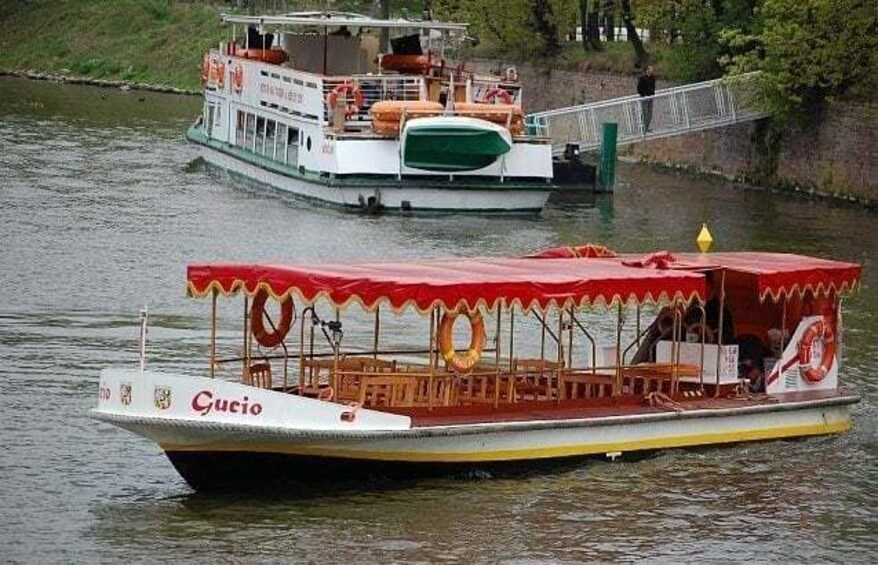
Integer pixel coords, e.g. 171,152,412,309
714,270,727,397
557,309,565,402
242,294,250,383
495,307,502,408
614,302,623,397
210,289,217,378
508,309,515,371
428,307,436,411
373,306,380,359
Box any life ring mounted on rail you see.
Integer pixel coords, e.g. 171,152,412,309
482,87,514,105
201,53,211,86
250,289,294,349
797,317,836,382
231,64,244,93
438,308,486,373
327,83,364,119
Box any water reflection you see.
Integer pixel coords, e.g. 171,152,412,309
0,76,875,562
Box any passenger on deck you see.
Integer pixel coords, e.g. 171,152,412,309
684,271,734,344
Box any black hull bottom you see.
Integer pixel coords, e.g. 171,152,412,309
165,450,653,493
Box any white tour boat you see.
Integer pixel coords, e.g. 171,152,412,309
92,244,861,491
187,11,555,213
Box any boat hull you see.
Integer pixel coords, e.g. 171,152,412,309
188,127,553,214
93,369,856,491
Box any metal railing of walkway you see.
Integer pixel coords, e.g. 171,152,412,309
526,72,770,155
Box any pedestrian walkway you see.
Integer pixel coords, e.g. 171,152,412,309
527,72,770,155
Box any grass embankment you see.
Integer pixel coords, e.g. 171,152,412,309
0,0,226,91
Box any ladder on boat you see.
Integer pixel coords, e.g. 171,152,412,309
526,72,771,156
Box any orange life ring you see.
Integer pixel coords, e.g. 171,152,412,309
250,289,294,349
438,309,486,373
797,317,836,382
327,84,364,119
201,53,210,86
482,87,514,105
231,64,244,93
208,59,226,89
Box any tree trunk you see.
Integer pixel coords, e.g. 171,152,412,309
603,1,615,41
588,1,601,49
619,0,649,67
580,0,602,51
532,0,561,55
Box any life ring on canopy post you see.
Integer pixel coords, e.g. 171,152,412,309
327,83,364,119
482,87,514,105
438,308,486,373
250,289,294,349
797,317,836,382
231,64,244,93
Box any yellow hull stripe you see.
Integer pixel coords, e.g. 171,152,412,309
161,420,851,463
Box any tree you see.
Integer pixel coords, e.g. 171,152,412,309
721,0,877,120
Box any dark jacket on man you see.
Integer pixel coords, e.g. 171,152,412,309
637,73,656,97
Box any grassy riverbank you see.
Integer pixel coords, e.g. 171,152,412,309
0,0,225,91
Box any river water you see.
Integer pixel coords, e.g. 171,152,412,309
0,77,874,562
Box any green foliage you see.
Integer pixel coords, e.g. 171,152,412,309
720,0,877,121
0,0,228,91
435,0,576,57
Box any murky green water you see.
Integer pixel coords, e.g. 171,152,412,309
0,77,875,562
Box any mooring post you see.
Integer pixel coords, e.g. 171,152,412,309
598,122,618,192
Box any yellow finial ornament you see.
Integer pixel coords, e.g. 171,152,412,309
697,223,713,253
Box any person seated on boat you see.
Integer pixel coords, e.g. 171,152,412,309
330,26,352,38
736,334,769,393
684,271,735,344
630,305,680,364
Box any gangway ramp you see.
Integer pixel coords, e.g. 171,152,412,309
527,72,770,155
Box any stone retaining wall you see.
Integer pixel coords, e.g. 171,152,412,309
474,60,875,206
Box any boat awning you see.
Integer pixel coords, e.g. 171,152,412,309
645,252,861,302
222,12,469,32
186,257,706,313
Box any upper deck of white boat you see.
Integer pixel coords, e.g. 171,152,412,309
221,11,468,32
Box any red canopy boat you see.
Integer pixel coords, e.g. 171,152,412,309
93,247,861,491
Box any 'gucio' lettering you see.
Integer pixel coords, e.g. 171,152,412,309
191,390,263,417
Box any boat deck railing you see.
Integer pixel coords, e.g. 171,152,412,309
323,74,426,122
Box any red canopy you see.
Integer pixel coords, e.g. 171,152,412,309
636,252,861,302
187,257,706,313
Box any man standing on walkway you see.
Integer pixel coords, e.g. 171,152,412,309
637,65,656,132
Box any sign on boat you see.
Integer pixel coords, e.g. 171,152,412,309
187,11,554,214
91,245,862,492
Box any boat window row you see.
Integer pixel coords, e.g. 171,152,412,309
234,110,299,166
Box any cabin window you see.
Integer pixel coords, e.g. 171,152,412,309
244,113,256,151
287,126,299,165
264,119,276,158
255,116,266,154
213,104,222,127
276,123,287,162
236,110,245,147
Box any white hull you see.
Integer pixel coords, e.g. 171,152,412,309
94,368,855,464
198,141,552,213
